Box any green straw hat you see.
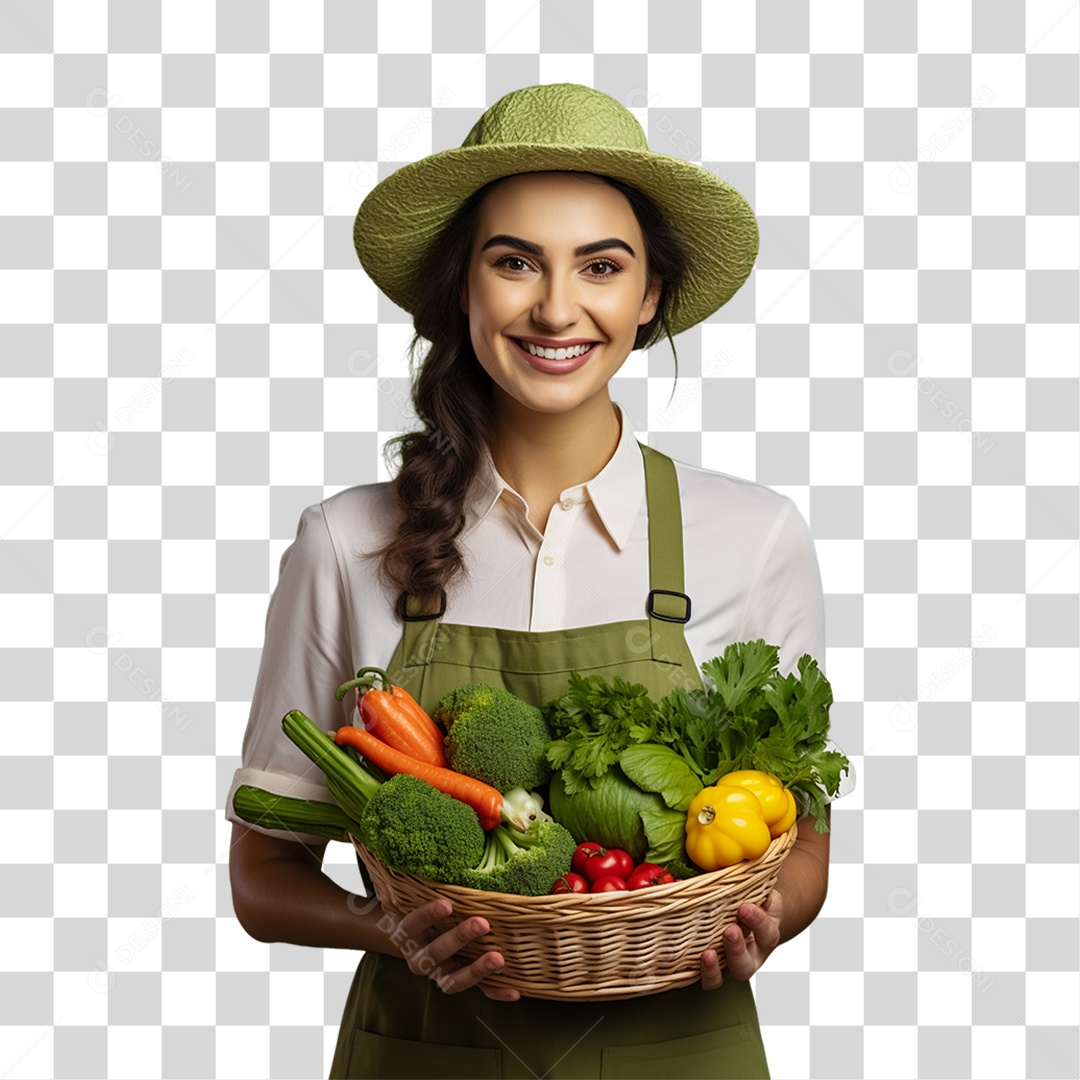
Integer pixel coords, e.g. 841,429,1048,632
353,82,759,337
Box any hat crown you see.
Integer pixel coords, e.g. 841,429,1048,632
460,83,649,152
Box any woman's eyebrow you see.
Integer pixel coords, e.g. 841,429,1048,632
480,234,637,259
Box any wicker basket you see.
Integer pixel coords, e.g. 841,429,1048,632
351,823,798,1001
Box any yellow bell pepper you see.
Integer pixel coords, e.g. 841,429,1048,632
684,785,772,871
716,769,798,839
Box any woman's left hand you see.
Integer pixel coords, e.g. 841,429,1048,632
700,889,783,989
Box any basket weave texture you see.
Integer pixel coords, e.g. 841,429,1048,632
352,822,798,1001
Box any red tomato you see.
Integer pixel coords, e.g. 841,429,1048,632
549,873,589,895
581,847,634,885
626,862,676,890
571,842,603,878
590,875,629,893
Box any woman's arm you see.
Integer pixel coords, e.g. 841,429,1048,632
772,804,830,946
229,823,389,951
230,823,525,1001
704,805,831,985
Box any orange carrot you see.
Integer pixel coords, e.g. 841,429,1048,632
335,667,447,768
360,685,446,766
334,725,503,830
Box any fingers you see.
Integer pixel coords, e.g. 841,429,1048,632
395,897,452,943
439,948,522,1001
436,947,507,995
738,898,781,950
480,980,522,1002
700,949,723,991
398,899,522,1000
438,940,523,1000
722,897,782,981
758,889,783,924
723,921,755,980
416,909,490,975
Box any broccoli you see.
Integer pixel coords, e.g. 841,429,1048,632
433,683,553,793
452,818,577,897
359,773,485,883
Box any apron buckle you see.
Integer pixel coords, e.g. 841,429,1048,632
646,588,692,623
398,590,447,622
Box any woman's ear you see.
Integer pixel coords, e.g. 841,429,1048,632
638,273,662,326
459,284,469,316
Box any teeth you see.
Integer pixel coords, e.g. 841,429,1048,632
517,339,595,360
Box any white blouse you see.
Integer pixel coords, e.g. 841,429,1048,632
225,401,855,843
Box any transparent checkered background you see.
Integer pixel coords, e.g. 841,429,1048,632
2,1,1079,1078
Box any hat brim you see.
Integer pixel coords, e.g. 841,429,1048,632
353,144,759,338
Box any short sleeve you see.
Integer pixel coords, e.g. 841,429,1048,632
739,496,856,802
739,496,825,676
224,503,357,843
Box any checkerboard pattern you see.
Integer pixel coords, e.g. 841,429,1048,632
2,1,1078,1077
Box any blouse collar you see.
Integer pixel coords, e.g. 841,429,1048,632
461,400,646,552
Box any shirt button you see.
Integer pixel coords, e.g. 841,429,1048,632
543,555,555,566
560,499,573,510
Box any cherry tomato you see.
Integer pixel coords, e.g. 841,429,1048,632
581,847,634,885
626,862,676,890
549,872,589,894
571,842,603,877
590,875,629,893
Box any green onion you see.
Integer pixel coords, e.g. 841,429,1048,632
232,784,356,841
281,709,382,822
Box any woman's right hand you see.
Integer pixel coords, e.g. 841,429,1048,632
381,896,522,1002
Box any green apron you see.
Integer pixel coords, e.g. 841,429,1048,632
328,442,771,1079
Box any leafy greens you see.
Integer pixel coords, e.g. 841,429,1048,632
541,639,850,834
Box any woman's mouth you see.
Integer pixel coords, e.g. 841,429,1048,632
508,337,599,374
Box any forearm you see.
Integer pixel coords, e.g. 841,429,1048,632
773,809,830,946
232,847,400,957
230,820,403,959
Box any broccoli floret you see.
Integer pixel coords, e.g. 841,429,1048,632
433,683,553,793
359,773,485,883
452,819,577,897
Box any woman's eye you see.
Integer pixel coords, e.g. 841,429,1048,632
587,259,622,277
494,255,529,272
492,255,623,277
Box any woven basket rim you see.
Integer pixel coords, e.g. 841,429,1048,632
349,821,799,902
352,823,799,999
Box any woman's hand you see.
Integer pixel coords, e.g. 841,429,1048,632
700,889,783,990
382,897,521,1003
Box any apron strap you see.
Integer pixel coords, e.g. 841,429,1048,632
397,591,444,673
638,442,693,666
395,441,693,671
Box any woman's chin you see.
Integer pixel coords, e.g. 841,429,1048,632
491,380,606,418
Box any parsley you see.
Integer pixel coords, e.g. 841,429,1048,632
693,642,848,833
542,673,661,795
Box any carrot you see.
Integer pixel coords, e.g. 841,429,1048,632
333,725,504,830
335,667,447,768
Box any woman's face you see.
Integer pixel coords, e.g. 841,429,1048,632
460,171,661,417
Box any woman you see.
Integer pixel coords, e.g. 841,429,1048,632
227,83,850,1079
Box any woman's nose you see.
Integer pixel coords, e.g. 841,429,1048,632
531,272,580,329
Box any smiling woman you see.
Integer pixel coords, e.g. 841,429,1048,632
457,172,663,526
465,173,659,389
365,165,691,585
225,83,829,1080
